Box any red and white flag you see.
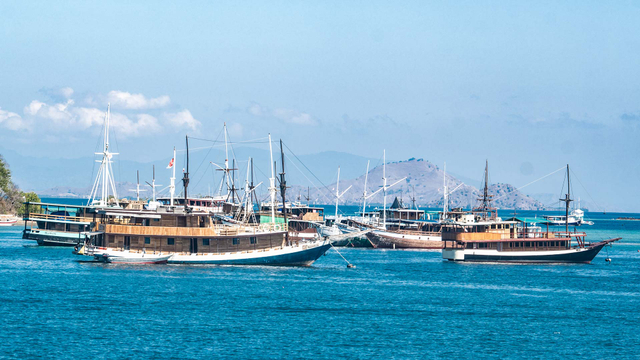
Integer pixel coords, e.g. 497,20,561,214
167,158,174,169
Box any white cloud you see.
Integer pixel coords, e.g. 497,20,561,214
164,109,200,130
60,87,74,99
1,88,195,137
24,99,75,124
109,113,161,137
247,102,318,126
272,108,317,125
39,86,75,102
227,123,243,137
247,103,266,116
0,107,28,131
107,90,171,109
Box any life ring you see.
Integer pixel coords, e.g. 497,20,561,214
274,224,282,232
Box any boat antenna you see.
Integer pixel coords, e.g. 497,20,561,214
559,164,573,235
279,139,289,243
183,135,190,213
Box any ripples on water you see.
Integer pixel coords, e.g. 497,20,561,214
1,215,639,359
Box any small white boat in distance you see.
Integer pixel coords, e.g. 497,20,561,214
0,214,18,227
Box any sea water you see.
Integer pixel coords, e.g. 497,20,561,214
1,204,639,359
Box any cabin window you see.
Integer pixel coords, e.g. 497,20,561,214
232,238,239,245
144,237,151,244
168,238,175,245
525,242,530,247
250,237,257,244
203,238,210,246
154,218,160,222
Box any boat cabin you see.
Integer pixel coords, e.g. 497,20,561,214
90,208,289,255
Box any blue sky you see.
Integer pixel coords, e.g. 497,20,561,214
1,1,639,210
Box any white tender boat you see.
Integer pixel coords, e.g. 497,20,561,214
92,249,172,264
0,214,18,227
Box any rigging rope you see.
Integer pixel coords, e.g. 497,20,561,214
570,169,604,212
492,166,566,203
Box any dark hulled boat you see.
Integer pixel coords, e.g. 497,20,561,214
442,165,620,263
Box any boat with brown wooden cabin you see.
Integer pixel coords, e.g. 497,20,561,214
442,165,621,263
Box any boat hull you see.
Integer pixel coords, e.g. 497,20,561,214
367,231,443,249
87,241,332,266
22,229,84,246
168,242,331,266
443,242,609,263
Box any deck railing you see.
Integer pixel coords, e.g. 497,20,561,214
101,222,288,237
27,213,93,223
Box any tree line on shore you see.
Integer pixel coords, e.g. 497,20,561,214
0,154,40,215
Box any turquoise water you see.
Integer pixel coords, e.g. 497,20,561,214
2,203,640,359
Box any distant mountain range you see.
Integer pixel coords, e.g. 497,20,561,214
289,158,547,210
2,146,547,210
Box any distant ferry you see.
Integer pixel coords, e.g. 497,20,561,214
539,208,594,226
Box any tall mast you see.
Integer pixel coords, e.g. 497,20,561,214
231,159,237,203
476,159,494,219
243,158,251,220
152,165,156,202
335,166,340,219
135,170,140,201
224,122,231,200
268,133,276,224
279,139,288,242
383,149,387,230
560,164,573,234
443,162,448,219
88,103,119,207
411,185,416,210
182,135,190,212
170,146,176,206
362,160,370,218
483,160,489,209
